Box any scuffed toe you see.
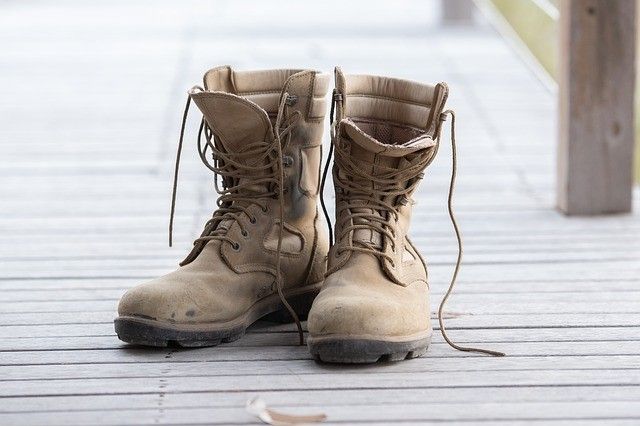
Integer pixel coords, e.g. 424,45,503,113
117,272,232,324
307,278,430,339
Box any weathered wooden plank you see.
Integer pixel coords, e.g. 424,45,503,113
1,369,639,398
2,355,638,381
3,284,639,302
2,248,639,276
3,219,583,240
3,236,640,262
4,312,640,339
2,340,640,367
557,0,637,214
1,259,638,282
2,326,637,353
1,401,639,426
5,207,640,230
4,229,640,251
1,276,637,292
2,288,638,316
4,311,640,341
1,385,638,414
2,298,639,327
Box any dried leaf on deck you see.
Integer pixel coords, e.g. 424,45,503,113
246,397,327,425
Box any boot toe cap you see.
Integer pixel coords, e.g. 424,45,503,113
117,277,224,323
118,282,179,322
307,286,430,339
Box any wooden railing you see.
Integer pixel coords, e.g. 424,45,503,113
477,0,638,213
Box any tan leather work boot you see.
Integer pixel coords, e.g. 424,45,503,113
115,66,330,347
308,69,450,363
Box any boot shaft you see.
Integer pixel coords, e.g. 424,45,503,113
191,66,330,222
175,66,330,283
328,69,449,285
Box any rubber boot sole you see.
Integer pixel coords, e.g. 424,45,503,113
114,284,320,348
307,331,432,364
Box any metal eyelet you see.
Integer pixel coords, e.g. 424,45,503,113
262,205,269,213
249,217,257,224
282,156,294,167
232,242,241,251
285,94,298,106
241,230,249,238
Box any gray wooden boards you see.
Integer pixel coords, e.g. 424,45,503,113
1,0,639,424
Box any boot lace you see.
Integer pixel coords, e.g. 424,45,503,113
437,110,504,357
331,144,431,265
168,88,306,345
319,99,504,357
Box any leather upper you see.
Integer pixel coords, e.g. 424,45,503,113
118,67,330,324
308,68,449,340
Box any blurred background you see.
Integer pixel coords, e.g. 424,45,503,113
1,1,639,425
0,0,559,274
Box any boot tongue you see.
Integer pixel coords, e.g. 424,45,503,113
189,67,308,237
339,120,436,249
342,119,436,156
189,91,273,156
189,91,278,233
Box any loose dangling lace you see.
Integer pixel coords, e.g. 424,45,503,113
320,93,504,357
437,110,504,357
272,94,305,345
319,90,338,248
168,88,306,345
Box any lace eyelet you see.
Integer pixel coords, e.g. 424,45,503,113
249,217,257,224
261,205,269,213
241,230,249,238
283,155,294,167
231,243,241,251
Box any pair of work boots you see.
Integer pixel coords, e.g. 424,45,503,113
115,66,503,363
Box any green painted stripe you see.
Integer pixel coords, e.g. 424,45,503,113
489,0,558,78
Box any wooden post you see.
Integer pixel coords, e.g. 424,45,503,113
442,0,474,23
557,0,636,215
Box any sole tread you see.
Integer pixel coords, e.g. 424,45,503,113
114,289,317,348
308,335,431,364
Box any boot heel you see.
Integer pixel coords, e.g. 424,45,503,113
262,289,319,324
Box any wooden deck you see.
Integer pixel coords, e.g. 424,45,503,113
1,1,640,424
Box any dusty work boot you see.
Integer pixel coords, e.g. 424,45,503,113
308,68,503,363
115,66,330,347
